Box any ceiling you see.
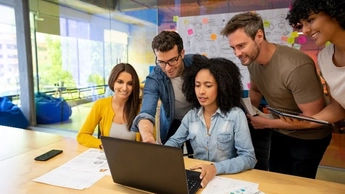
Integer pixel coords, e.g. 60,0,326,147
43,0,292,26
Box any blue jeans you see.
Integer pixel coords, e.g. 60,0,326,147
269,130,331,179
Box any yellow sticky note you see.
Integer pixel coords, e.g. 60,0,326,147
173,16,178,22
210,33,217,41
287,37,295,44
291,31,299,38
263,20,270,28
184,19,189,25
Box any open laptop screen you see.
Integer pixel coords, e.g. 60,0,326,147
101,136,201,194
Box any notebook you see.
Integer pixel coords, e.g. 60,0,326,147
101,136,201,194
240,98,273,119
267,106,329,125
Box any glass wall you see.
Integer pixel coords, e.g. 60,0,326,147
25,0,158,129
0,0,324,128
0,4,19,101
27,0,158,102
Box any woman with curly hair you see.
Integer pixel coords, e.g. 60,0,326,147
285,0,345,127
165,55,256,187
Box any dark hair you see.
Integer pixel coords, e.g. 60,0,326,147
221,12,266,40
151,31,184,53
182,55,242,114
108,63,140,130
286,0,345,30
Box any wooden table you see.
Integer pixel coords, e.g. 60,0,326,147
1,131,344,194
0,125,67,161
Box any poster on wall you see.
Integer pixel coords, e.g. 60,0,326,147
177,8,293,90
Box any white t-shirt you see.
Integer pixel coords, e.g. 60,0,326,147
318,44,345,109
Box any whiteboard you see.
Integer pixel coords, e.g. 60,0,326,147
177,8,293,89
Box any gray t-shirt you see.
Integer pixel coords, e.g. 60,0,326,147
171,76,192,120
109,122,136,140
248,44,332,139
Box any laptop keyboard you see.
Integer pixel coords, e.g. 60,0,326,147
185,170,201,193
187,179,199,191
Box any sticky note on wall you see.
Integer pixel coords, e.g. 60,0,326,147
173,16,178,22
293,43,301,50
210,33,217,40
287,37,295,44
296,36,307,44
291,31,299,38
187,29,193,35
281,36,288,42
263,20,270,28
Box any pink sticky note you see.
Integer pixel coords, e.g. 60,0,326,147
187,29,193,35
297,36,307,44
202,18,208,24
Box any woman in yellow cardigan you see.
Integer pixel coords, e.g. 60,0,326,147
77,63,141,148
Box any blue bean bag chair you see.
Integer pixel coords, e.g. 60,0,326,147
0,97,29,129
35,92,72,124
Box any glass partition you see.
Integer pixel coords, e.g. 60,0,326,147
1,0,324,129
0,4,19,102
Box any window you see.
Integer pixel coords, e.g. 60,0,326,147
7,54,17,58
7,44,17,49
38,47,47,51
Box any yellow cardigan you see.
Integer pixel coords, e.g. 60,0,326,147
77,97,140,148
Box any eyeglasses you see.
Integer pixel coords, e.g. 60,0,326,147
156,55,180,68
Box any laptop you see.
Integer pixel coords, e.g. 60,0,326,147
101,136,201,194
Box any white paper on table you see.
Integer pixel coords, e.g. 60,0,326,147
61,148,111,175
33,166,105,190
201,176,260,194
33,148,110,190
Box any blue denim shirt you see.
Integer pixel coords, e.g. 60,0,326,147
131,54,196,143
165,107,256,174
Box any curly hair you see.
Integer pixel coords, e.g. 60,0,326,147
286,0,345,30
151,31,184,53
221,12,267,40
182,55,243,114
108,63,140,131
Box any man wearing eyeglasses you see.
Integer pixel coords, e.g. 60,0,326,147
131,31,202,156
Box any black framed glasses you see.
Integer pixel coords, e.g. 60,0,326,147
155,55,180,68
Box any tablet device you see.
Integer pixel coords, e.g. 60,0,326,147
267,106,329,125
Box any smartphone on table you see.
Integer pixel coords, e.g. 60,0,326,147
34,149,63,161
